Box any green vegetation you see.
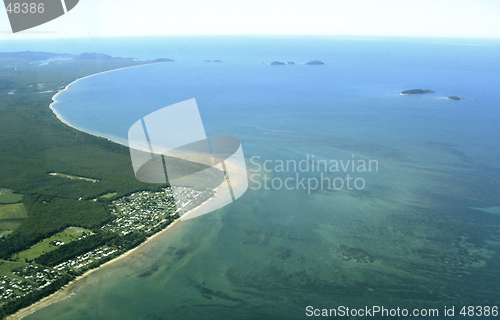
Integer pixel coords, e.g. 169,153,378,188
34,231,118,267
0,189,23,204
13,227,92,262
0,260,25,274
0,273,73,318
0,53,225,318
48,172,99,183
0,203,28,237
0,55,164,254
99,192,118,199
0,203,27,220
0,196,113,260
0,53,171,317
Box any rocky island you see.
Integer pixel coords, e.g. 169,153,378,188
305,60,325,65
400,89,435,95
270,61,286,65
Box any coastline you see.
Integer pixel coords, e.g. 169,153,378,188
8,182,235,320
7,215,184,320
48,63,164,147
7,62,217,320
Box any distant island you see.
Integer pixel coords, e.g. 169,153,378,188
154,58,175,62
270,60,323,65
400,89,435,95
305,60,325,65
448,96,471,101
399,90,472,101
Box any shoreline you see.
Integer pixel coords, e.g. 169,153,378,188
8,182,232,320
7,214,185,320
9,181,233,320
7,62,217,320
48,63,164,147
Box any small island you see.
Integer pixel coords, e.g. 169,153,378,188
448,96,471,101
153,58,175,62
400,89,435,95
270,60,323,65
305,60,325,65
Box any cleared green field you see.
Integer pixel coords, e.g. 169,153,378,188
0,203,28,235
0,203,28,220
0,189,23,204
0,260,26,275
14,227,92,262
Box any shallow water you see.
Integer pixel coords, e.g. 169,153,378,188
24,36,500,319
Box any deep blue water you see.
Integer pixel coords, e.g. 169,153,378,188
7,36,499,319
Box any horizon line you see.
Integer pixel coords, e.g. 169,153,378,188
1,33,500,41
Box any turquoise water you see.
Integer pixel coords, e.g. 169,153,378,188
27,37,500,319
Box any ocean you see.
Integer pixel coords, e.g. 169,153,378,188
9,36,499,319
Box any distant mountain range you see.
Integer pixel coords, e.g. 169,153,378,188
0,51,110,60
0,51,178,63
0,51,179,63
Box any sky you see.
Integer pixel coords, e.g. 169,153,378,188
0,0,499,39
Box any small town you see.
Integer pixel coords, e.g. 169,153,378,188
0,186,212,305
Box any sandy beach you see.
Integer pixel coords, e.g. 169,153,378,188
8,158,248,319
7,155,247,320
8,193,202,320
6,67,144,320
48,63,160,147
6,170,248,320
